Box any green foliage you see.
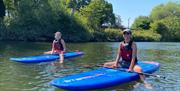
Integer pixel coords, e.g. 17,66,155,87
104,28,123,41
4,0,177,42
80,0,115,31
0,0,5,18
150,21,168,41
89,29,121,42
1,0,119,42
91,28,161,42
150,2,180,41
131,16,152,30
0,18,6,40
66,0,91,10
150,21,167,34
90,31,107,42
3,0,20,18
90,28,123,42
114,15,123,28
150,2,180,20
132,2,180,42
150,16,180,41
1,0,91,42
76,0,91,9
65,0,91,16
132,30,161,41
162,16,180,41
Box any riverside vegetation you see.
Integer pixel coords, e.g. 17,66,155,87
0,0,179,42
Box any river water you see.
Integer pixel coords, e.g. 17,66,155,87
0,41,180,91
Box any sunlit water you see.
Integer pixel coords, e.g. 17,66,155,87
0,41,180,91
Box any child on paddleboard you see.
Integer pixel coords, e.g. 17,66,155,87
103,29,152,89
44,31,66,63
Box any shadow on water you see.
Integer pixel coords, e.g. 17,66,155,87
0,41,180,91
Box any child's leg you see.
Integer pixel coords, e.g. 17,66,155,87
134,65,145,80
44,51,52,54
103,61,116,68
133,65,152,89
59,52,64,63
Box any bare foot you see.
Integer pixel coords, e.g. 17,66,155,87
59,60,63,64
51,62,61,66
75,50,79,52
144,81,153,89
133,82,140,88
82,64,92,68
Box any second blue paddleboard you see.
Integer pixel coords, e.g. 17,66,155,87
10,51,84,63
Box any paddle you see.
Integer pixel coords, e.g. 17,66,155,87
117,69,166,79
81,64,165,79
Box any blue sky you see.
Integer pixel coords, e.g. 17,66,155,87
107,0,180,28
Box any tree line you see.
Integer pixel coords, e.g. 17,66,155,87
132,2,180,42
0,0,179,42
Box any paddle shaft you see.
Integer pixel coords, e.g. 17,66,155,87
118,69,165,79
81,64,165,79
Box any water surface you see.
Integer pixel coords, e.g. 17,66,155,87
0,41,180,91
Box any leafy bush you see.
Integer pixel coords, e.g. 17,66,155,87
104,28,123,41
132,30,161,41
150,16,180,41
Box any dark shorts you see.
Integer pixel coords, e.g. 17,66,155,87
54,50,64,54
119,60,137,68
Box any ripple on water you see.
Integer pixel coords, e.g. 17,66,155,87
1,42,180,91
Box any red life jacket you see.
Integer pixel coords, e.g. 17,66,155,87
120,41,134,62
53,39,64,52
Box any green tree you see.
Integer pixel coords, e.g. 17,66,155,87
149,2,180,41
3,0,21,18
1,0,91,42
161,16,180,41
150,2,180,20
66,0,91,16
114,15,123,28
150,21,168,41
76,0,91,9
131,16,152,30
0,0,5,33
151,16,180,41
0,0,5,18
80,0,115,31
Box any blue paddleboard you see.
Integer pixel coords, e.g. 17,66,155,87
50,61,160,90
10,51,84,63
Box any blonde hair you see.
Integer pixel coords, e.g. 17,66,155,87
55,31,61,35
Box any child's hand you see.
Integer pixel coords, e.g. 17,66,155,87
51,51,53,54
127,68,133,72
112,63,117,68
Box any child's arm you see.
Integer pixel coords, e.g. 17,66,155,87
128,42,137,71
115,42,121,67
61,39,66,52
51,40,55,54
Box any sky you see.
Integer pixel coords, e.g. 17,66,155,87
107,0,180,28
